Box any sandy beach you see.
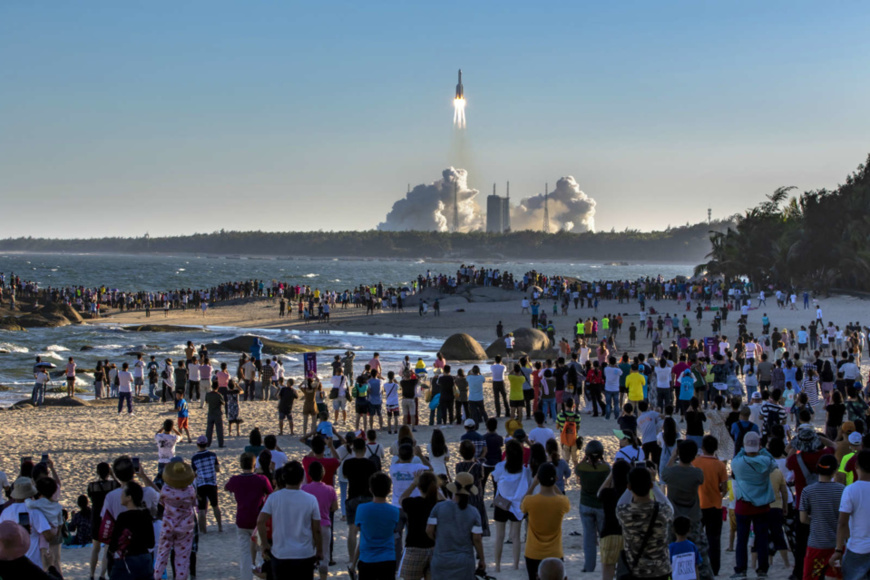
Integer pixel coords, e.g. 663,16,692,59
4,288,869,580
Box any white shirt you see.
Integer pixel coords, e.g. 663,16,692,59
654,366,672,389
528,426,555,446
389,462,429,506
257,449,289,471
384,382,400,406
718,342,730,356
101,486,160,519
188,364,200,382
117,370,134,392
133,360,145,378
261,489,320,559
0,502,50,566
604,366,623,392
155,432,181,463
491,364,506,382
840,480,870,554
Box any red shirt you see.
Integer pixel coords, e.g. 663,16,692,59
303,455,340,486
671,362,690,388
785,446,834,506
501,446,532,466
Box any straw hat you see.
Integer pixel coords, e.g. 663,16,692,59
446,472,478,497
0,521,29,561
162,461,195,489
10,477,37,500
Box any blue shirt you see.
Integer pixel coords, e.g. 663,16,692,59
316,420,334,439
176,398,189,419
669,539,701,573
355,502,401,563
368,378,383,405
467,375,485,402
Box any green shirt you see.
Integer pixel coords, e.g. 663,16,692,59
575,462,610,508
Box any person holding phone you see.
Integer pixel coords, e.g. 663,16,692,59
0,477,52,568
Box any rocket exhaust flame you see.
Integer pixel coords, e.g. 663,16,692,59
453,97,466,129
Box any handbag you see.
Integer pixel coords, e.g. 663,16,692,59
329,387,339,400
493,494,512,512
616,501,660,580
96,509,116,544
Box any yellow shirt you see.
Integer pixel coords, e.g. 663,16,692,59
770,468,786,509
626,373,646,401
508,374,526,401
840,452,856,486
521,494,571,559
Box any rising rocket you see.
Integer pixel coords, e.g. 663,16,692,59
455,69,464,99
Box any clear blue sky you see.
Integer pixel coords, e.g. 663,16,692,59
2,1,869,237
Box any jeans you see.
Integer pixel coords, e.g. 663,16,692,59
469,400,488,424
604,390,619,419
272,556,317,578
701,507,723,575
206,414,224,447
32,382,45,406
540,398,557,421
492,381,509,417
736,511,769,573
579,505,604,572
148,382,158,402
236,527,255,580
455,400,469,423
244,380,255,402
586,384,604,416
843,549,870,580
109,553,153,580
118,392,133,413
437,400,454,425
339,480,348,517
656,388,673,411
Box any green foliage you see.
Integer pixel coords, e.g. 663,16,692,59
697,154,870,291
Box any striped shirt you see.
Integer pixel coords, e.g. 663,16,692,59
799,481,844,549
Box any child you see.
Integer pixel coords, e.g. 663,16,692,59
744,367,758,400
365,429,385,471
175,391,192,443
669,516,701,580
67,494,93,546
782,381,796,413
617,404,637,433
792,391,814,426
27,477,63,570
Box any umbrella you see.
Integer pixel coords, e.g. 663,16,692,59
34,362,56,369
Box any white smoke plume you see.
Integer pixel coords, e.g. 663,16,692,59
511,176,596,233
378,167,484,232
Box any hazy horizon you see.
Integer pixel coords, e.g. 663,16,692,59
2,1,869,238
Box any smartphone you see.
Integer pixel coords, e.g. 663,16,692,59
131,457,140,472
18,512,30,528
41,453,49,463
20,456,32,465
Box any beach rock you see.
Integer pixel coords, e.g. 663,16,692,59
126,325,195,332
16,314,71,328
0,384,12,392
39,303,84,324
80,346,94,351
439,333,487,361
11,396,89,409
214,335,325,356
485,327,551,358
0,316,25,331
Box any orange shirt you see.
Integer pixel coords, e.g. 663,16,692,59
693,454,728,509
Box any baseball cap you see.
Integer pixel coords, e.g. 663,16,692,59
743,432,761,453
849,432,863,446
512,428,526,441
196,435,209,446
751,392,762,400
464,419,476,428
817,454,839,476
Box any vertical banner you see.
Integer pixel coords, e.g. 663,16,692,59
303,352,318,378
703,337,717,358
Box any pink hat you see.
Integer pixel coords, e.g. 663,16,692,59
0,521,29,561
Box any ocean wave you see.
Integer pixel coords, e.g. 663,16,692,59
0,343,29,354
45,345,70,352
38,352,64,361
303,273,318,278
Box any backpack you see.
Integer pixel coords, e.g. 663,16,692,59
764,405,782,434
734,421,753,453
560,416,578,447
367,444,382,471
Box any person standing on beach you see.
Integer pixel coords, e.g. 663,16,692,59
65,356,76,397
191,436,223,534
32,364,49,407
175,391,193,443
117,362,134,415
133,354,145,398
147,355,160,402
241,356,258,402
491,356,509,418
204,382,226,448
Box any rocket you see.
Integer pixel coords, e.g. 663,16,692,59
455,69,464,99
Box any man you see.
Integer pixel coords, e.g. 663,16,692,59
277,378,297,436
694,435,728,576
528,411,555,446
117,362,135,415
662,440,714,580
637,401,662,466
730,432,776,578
65,356,77,398
86,462,120,579
257,461,322,577
760,389,787,436
556,398,581,466
836,432,864,486
241,356,258,402
615,467,674,580
400,370,419,430
303,436,339,485
625,363,646,408
437,366,456,425
225,453,273,580
756,354,774,389
799,454,843,580
146,355,160,402
351,472,401,580
263,434,289,470
490,356,509,418
537,557,568,580
730,407,760,457
460,419,487,459
830,449,870,578
204,381,225,448
132,353,145,398
389,443,431,506
343,438,378,563
191,435,223,534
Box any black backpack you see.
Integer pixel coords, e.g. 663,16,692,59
367,444,382,471
734,421,753,453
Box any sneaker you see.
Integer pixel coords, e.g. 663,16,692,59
756,572,768,578
729,573,747,579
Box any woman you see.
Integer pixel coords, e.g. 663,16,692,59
226,379,243,436
433,352,446,375
657,417,680,473
93,361,106,400
455,439,489,537
708,395,734,460
575,440,610,573
426,472,486,579
256,449,276,488
429,428,450,479
153,461,197,580
337,432,355,520
597,341,609,365
508,364,526,421
301,376,320,435
825,391,847,440
528,443,549,478
491,439,531,572
108,482,155,580
454,368,469,425
545,439,572,494
820,360,836,405
684,397,706,448
399,471,442,580
521,463,570,580
614,430,645,465
597,460,630,580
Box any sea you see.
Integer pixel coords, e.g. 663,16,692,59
0,253,694,406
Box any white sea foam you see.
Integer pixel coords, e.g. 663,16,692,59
303,273,318,278
45,345,70,352
38,352,64,361
0,343,29,354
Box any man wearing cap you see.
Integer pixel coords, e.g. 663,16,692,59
191,436,222,534
839,433,870,486
799,454,843,580
837,432,864,486
830,449,870,577
460,419,486,459
0,478,51,567
730,431,776,578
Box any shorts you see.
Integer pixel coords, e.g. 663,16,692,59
355,401,370,415
316,402,328,415
134,377,144,386
368,403,382,417
509,399,524,408
346,496,372,524
494,506,519,523
332,399,347,411
177,417,189,430
803,546,841,580
523,389,534,402
386,404,400,416
555,391,564,406
401,399,416,417
399,546,433,580
196,485,218,510
599,534,624,565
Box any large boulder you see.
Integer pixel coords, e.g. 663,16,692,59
39,303,84,324
126,324,195,332
17,314,70,328
439,333,487,361
0,317,24,331
214,335,325,356
485,327,552,358
11,396,89,409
